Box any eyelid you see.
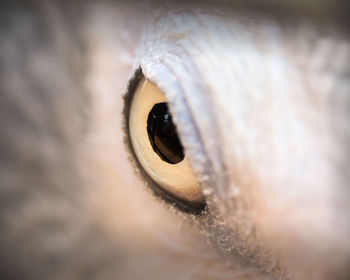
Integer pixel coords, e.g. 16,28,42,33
123,68,206,213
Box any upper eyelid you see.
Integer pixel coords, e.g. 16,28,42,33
138,58,224,194
137,35,229,200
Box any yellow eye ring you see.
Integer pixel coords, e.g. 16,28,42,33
129,78,204,204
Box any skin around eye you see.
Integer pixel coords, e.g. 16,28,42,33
129,78,204,204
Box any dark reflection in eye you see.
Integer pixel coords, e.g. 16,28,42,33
147,103,185,164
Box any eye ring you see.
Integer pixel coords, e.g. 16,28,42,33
127,76,205,210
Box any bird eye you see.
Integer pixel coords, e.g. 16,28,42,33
128,77,205,208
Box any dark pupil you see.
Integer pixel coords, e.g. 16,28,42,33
147,103,185,164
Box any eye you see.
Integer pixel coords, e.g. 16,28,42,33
128,77,205,208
